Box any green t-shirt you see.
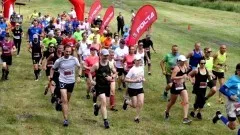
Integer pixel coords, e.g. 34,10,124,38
43,37,57,48
73,31,84,42
164,53,179,74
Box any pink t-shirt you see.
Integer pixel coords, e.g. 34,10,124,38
0,40,14,56
125,54,135,72
85,56,99,75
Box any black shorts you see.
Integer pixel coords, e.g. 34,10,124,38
165,75,172,84
207,80,215,88
212,70,225,80
1,55,12,65
32,57,41,64
117,68,127,76
128,88,144,97
95,85,110,97
45,67,51,76
170,83,187,95
59,82,75,93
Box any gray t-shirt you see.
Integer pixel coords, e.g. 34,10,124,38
53,56,80,84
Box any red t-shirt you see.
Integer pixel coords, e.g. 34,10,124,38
0,40,14,56
62,37,77,49
85,56,99,76
125,54,135,72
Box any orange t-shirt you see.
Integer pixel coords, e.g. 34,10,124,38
103,37,112,49
85,56,99,76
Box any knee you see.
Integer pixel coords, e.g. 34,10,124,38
229,125,236,130
101,100,107,107
211,87,217,93
62,98,68,104
138,101,144,107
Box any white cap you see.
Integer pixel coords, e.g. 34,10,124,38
177,55,187,61
86,40,92,45
101,49,109,56
97,16,100,19
33,34,38,39
134,55,142,60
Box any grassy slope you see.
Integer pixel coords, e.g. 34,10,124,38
0,0,240,134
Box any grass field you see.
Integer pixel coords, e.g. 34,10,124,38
0,0,240,135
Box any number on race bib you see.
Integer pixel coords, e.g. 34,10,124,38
175,83,184,90
199,82,207,89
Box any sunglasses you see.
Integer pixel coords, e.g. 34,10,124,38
200,63,206,65
206,51,212,53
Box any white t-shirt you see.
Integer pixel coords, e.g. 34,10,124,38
53,56,80,84
60,20,66,31
69,10,76,19
114,46,129,68
126,66,144,89
78,41,87,55
82,48,90,61
136,49,145,66
54,23,61,30
83,22,90,30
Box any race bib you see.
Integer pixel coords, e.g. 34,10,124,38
199,82,207,89
14,36,20,39
175,83,184,90
3,50,10,54
33,53,40,58
64,70,73,76
234,103,240,111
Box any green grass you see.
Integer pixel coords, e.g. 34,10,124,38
158,0,240,13
0,0,240,134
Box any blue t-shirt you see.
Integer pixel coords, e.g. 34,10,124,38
225,75,240,102
28,27,42,42
72,21,79,31
0,22,7,38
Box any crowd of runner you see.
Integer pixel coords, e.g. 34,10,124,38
0,8,240,133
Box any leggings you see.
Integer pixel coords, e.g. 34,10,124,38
194,89,207,109
14,39,22,55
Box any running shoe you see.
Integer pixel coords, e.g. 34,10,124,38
212,111,221,124
63,120,68,127
148,72,151,75
190,111,195,118
134,118,140,123
196,113,202,120
182,118,192,124
55,99,62,111
104,120,110,129
94,104,99,116
164,111,169,120
44,87,48,95
110,107,118,112
122,99,128,110
51,94,56,104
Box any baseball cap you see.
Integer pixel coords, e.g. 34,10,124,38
33,34,38,39
146,34,151,38
49,43,55,47
86,40,92,45
134,55,142,60
97,16,100,19
177,55,187,61
48,32,54,36
101,49,109,56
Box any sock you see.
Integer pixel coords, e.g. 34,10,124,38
34,70,38,79
37,69,41,76
110,95,115,108
93,103,96,106
5,70,9,79
218,115,229,125
238,128,240,135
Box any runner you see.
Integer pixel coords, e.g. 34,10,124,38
42,32,57,50
84,47,99,99
203,47,217,103
50,45,81,127
123,54,145,123
0,33,16,80
46,45,64,109
88,49,117,129
160,45,179,100
212,63,240,134
111,34,119,51
54,28,63,45
164,55,192,124
42,43,56,96
213,45,227,104
186,42,204,70
142,34,156,75
28,34,44,81
91,35,101,53
188,58,212,119
136,40,150,68
114,39,129,91
27,20,42,43
11,23,23,56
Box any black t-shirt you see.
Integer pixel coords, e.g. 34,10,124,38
12,28,23,39
54,36,63,45
142,38,153,49
44,25,55,34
